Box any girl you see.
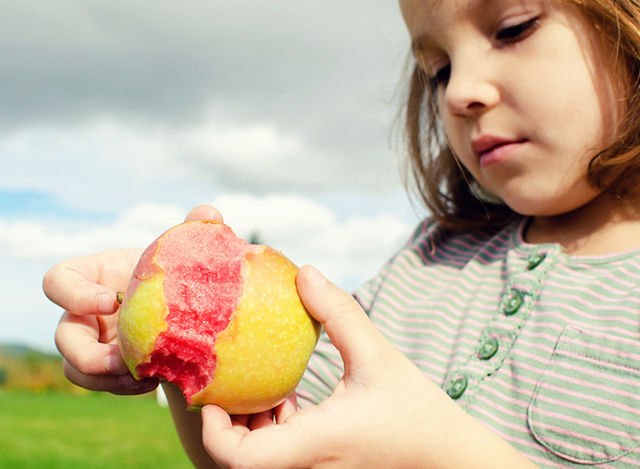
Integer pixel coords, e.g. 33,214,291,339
44,0,640,467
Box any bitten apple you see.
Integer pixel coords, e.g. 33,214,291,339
117,220,321,414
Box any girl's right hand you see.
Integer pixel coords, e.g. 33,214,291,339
42,205,223,395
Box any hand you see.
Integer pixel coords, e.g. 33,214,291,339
43,205,223,395
201,266,535,469
200,265,454,468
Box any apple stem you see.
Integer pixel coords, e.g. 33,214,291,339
116,291,125,304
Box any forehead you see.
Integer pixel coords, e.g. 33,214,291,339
398,0,491,22
399,0,493,40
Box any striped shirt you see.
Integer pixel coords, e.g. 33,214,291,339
297,217,640,468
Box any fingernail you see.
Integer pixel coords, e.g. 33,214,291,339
97,292,116,314
304,265,328,286
105,348,128,374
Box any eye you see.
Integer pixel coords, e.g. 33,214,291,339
429,64,451,88
495,17,539,43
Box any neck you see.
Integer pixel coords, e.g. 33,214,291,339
525,194,640,256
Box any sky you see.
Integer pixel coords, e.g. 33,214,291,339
1,1,425,353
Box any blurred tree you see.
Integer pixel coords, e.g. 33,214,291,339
248,231,263,245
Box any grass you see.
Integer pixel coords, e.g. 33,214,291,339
0,390,193,468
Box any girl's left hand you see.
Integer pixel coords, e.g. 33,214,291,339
201,266,535,469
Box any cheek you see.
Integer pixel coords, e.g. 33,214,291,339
540,80,611,161
440,113,475,168
540,30,619,149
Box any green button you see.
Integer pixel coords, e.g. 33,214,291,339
477,337,499,360
503,291,523,316
446,376,468,400
526,252,546,270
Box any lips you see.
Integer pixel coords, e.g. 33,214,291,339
471,135,527,166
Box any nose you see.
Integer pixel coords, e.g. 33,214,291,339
443,56,500,117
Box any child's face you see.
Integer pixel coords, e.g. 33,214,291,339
400,0,622,217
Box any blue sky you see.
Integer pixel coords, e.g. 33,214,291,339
0,190,57,217
0,189,114,221
0,1,422,352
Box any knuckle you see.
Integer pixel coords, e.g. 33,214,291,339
333,292,362,316
58,340,99,376
68,290,86,314
74,354,97,375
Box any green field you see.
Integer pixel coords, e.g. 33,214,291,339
0,390,193,468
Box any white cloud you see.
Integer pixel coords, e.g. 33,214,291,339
0,203,179,259
186,121,302,164
0,109,404,216
1,115,301,175
1,193,413,290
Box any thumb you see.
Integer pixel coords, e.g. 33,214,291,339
184,204,223,223
296,265,388,377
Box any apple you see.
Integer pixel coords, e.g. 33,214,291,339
117,220,321,414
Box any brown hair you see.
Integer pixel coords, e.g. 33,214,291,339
403,0,640,231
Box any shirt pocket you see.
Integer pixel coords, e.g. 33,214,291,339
527,326,640,464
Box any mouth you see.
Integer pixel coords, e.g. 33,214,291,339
471,136,527,167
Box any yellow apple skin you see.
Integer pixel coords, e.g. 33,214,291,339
190,246,319,413
117,220,321,414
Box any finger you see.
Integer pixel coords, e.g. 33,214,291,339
230,414,250,428
296,265,391,376
202,406,317,469
275,393,298,424
55,313,128,375
237,394,297,432
184,205,223,223
202,405,248,467
248,409,275,430
63,360,159,395
43,260,119,315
